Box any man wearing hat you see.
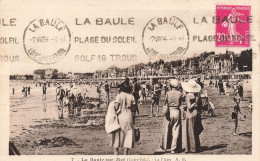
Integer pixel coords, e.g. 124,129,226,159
160,79,183,154
67,83,76,114
56,83,65,118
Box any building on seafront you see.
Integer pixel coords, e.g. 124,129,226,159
10,49,252,81
33,69,46,79
93,49,252,80
45,69,58,79
32,68,58,80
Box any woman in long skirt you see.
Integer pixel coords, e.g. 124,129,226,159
182,80,204,153
109,78,136,155
160,79,182,154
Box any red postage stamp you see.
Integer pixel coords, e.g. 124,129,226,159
216,5,251,47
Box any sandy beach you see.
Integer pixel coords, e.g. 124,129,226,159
9,80,252,155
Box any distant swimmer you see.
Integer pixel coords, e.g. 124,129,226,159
25,87,28,97
22,87,27,97
27,86,31,95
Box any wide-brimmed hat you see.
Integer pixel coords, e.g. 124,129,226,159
170,79,179,87
181,79,201,93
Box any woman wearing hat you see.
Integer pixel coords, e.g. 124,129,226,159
109,79,136,155
182,79,204,153
160,79,183,154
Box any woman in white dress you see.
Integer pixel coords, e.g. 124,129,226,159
109,79,136,155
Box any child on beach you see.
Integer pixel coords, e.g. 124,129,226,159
232,92,243,136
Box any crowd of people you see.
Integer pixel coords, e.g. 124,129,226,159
104,77,206,155
11,75,249,155
209,79,244,97
104,76,249,155
19,86,31,97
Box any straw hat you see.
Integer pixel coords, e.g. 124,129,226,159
170,79,179,87
181,79,201,93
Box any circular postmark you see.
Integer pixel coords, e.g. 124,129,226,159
23,18,71,64
142,16,189,60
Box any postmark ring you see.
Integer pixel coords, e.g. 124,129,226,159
142,16,189,60
23,18,71,64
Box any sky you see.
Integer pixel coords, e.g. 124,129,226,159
0,0,257,75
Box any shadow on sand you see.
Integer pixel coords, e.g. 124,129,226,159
153,144,228,155
239,132,252,138
201,143,228,152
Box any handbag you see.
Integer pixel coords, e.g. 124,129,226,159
134,128,140,142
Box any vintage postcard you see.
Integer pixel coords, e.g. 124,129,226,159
0,0,260,161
